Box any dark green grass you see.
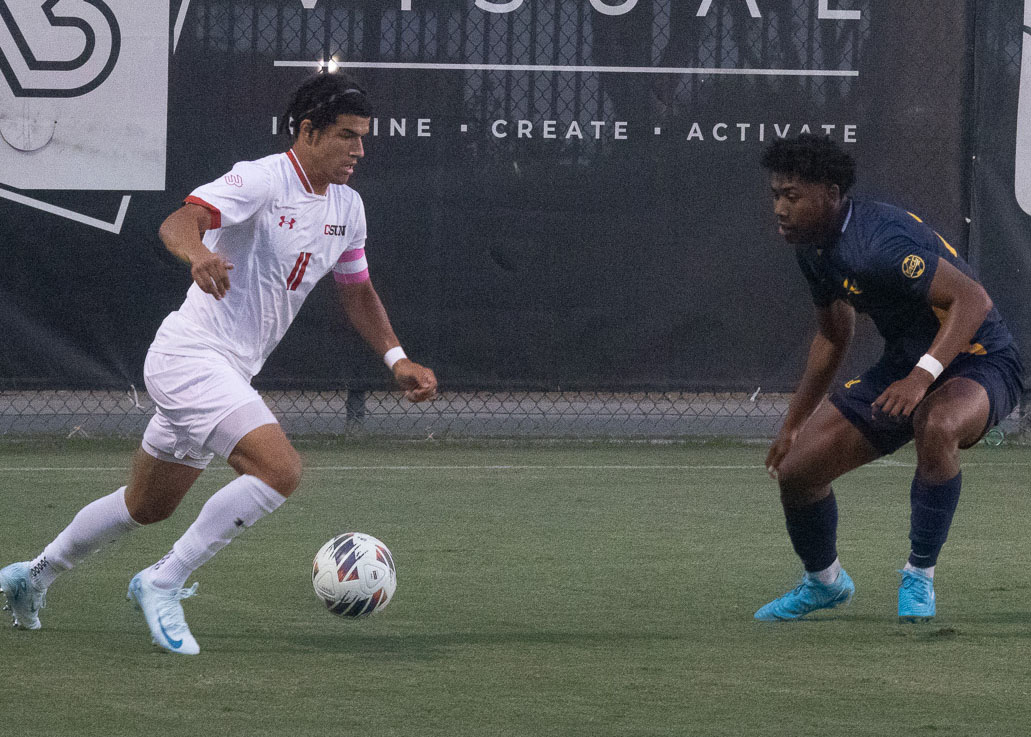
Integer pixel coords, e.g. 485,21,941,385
1,439,1029,736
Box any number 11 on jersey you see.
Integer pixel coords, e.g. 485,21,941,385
287,252,312,291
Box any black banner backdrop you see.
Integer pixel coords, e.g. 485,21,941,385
0,0,1023,395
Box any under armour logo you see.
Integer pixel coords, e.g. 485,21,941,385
278,215,296,229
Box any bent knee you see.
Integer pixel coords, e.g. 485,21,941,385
776,461,828,507
125,500,177,525
257,451,303,496
913,408,964,447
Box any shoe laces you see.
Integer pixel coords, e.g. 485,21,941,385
899,572,935,610
899,573,929,592
783,577,820,601
176,582,199,601
156,583,198,634
792,574,838,600
899,568,932,589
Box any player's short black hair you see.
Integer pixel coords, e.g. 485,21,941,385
284,72,372,141
760,134,856,194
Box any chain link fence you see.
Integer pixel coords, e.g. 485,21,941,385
1,388,1027,443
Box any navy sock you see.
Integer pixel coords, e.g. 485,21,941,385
909,472,962,568
783,492,839,573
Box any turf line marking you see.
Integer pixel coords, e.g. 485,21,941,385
0,467,131,472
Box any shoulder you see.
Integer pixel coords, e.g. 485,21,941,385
850,200,908,234
855,200,938,239
189,155,277,215
843,201,944,288
848,200,933,255
218,155,279,191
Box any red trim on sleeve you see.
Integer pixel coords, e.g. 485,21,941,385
184,195,222,229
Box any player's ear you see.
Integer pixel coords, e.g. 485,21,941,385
827,182,841,203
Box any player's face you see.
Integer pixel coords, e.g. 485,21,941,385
769,174,841,244
309,113,370,186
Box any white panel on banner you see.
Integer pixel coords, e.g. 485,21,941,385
0,0,169,190
1017,0,1031,215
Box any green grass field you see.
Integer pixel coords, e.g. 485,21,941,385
1,439,1029,737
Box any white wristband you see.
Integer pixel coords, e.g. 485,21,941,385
383,346,407,369
915,353,944,380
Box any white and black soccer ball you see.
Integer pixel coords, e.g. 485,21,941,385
312,533,397,618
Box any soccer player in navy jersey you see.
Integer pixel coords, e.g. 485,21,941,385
754,134,1024,622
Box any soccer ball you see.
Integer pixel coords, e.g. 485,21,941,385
311,533,397,618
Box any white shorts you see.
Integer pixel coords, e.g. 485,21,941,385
141,350,278,469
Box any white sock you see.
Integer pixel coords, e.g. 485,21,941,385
30,487,142,590
903,561,934,579
810,558,843,585
145,475,286,590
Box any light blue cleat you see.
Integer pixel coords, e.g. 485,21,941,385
0,562,46,630
127,572,200,655
755,569,855,621
898,569,935,622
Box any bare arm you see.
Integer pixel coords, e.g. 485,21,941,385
872,259,993,418
158,203,233,300
335,279,438,402
766,300,855,476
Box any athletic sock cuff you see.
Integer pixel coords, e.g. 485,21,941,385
244,475,288,514
116,486,144,529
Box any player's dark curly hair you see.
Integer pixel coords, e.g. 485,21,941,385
760,134,856,194
284,72,372,141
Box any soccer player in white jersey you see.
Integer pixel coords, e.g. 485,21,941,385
0,74,437,654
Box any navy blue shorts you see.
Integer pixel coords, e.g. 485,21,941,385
829,344,1025,456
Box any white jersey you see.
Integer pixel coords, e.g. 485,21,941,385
150,150,371,379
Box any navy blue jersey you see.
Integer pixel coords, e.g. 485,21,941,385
796,199,1013,368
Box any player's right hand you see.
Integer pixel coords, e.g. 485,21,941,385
765,427,797,480
392,359,438,403
190,251,234,300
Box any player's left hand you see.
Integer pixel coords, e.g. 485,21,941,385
872,371,934,420
392,359,438,402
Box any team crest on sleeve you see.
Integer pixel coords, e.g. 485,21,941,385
901,254,926,279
